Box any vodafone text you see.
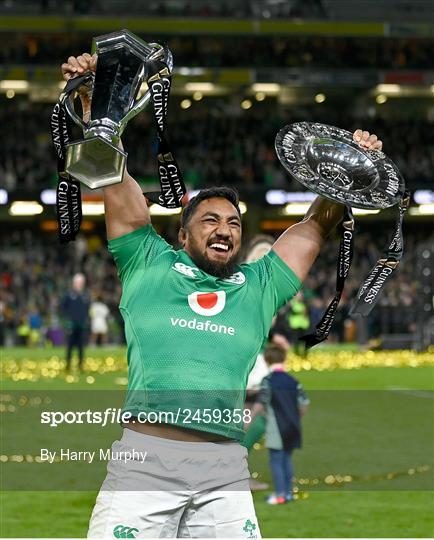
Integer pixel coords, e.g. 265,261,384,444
170,317,235,335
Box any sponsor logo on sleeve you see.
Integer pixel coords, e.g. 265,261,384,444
172,262,199,278
223,271,246,285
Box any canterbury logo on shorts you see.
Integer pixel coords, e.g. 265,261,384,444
113,524,139,538
188,291,226,316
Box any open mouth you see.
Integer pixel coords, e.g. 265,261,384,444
208,242,232,255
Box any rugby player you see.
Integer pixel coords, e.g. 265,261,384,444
62,53,383,539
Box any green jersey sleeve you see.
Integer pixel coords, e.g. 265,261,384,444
242,250,302,336
247,250,302,309
107,224,172,282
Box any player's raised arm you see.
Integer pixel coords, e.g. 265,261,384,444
272,129,383,282
61,53,151,241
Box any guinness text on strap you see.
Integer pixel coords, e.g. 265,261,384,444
143,50,186,208
301,206,355,349
350,191,411,317
51,52,186,244
50,73,92,243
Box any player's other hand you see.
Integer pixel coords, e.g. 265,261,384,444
61,53,97,117
61,53,97,82
353,129,383,151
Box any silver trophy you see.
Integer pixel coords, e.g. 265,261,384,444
275,122,405,209
64,30,173,189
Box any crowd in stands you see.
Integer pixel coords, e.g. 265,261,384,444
0,225,429,348
0,0,336,19
2,0,429,21
1,99,433,193
1,34,432,69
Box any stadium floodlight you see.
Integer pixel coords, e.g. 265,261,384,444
239,202,247,215
0,80,29,92
409,204,434,216
82,202,105,215
149,205,182,216
375,84,401,94
283,203,311,216
376,94,387,104
40,189,57,205
9,201,43,216
185,83,215,92
266,190,316,205
283,202,380,217
352,209,381,215
0,189,8,205
414,190,434,204
251,83,280,94
177,68,206,76
241,99,252,110
266,190,288,205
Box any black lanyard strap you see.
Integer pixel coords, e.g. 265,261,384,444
50,73,93,244
301,206,355,349
350,192,411,317
143,54,186,208
51,51,186,244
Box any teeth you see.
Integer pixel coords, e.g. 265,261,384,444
210,243,229,251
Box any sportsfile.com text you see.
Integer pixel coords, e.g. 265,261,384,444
40,408,252,427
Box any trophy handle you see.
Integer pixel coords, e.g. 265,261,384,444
65,92,90,131
120,43,172,134
121,89,152,130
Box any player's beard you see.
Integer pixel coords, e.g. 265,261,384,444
187,243,239,279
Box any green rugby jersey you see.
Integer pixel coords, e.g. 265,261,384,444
108,224,301,441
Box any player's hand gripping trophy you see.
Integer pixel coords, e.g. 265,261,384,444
61,52,97,124
274,122,409,345
51,30,185,243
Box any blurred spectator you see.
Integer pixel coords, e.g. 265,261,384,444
16,315,31,345
0,0,425,20
90,294,110,346
0,99,432,192
60,273,90,370
0,227,430,347
0,295,5,346
1,33,433,69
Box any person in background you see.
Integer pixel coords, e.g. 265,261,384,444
0,295,6,347
60,273,90,370
16,314,31,346
270,292,310,357
89,293,110,346
287,292,310,356
253,343,309,505
28,304,43,346
242,235,275,491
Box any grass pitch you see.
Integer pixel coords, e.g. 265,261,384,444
1,346,433,538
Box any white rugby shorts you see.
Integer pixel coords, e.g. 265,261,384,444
88,428,261,538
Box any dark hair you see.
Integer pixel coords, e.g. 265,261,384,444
264,344,287,365
180,187,241,229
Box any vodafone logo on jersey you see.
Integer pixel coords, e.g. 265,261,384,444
188,291,226,317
